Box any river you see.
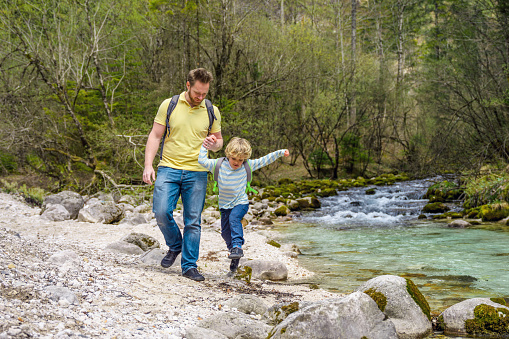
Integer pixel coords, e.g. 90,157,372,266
276,177,509,316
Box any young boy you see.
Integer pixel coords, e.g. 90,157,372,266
199,137,289,272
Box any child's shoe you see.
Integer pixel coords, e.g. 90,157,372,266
228,247,244,259
230,258,240,272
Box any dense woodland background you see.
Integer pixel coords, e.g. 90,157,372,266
0,0,508,193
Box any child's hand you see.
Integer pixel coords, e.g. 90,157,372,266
284,149,290,157
203,135,217,149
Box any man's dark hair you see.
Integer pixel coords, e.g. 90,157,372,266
187,68,213,86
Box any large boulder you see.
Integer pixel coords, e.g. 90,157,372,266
42,191,84,219
438,298,509,337
78,201,123,224
241,260,288,281
198,312,271,339
269,291,398,338
356,275,432,339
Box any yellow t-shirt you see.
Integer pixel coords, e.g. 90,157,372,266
154,92,221,171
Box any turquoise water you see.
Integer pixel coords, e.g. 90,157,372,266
276,178,509,314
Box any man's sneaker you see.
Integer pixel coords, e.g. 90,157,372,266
228,247,244,259
182,268,205,281
161,250,181,268
230,258,240,272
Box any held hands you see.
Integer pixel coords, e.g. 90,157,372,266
284,149,290,157
203,135,217,150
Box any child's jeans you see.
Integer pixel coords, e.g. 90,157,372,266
220,204,249,250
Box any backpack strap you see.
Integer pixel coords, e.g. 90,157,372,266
159,95,180,160
244,161,258,194
204,99,217,135
213,157,226,193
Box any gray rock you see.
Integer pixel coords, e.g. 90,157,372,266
41,204,71,221
198,312,271,339
134,204,152,214
104,241,144,255
78,201,123,224
42,191,84,219
241,260,288,281
119,212,150,226
44,286,79,305
264,301,313,325
448,220,471,228
185,326,228,339
47,250,80,266
270,292,397,339
121,233,159,252
356,275,432,339
139,248,168,265
225,294,268,315
439,298,509,336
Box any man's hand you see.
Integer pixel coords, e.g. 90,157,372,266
143,166,156,185
204,135,217,150
284,149,290,157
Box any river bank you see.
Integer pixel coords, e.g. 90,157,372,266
0,192,339,338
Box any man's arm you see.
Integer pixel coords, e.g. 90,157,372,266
204,131,223,152
143,122,166,185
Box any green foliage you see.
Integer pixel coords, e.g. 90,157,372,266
308,149,332,172
0,180,46,207
463,173,509,208
0,152,17,173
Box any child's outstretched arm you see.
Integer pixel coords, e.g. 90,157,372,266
198,142,217,172
249,149,289,171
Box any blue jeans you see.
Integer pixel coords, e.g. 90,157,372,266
220,204,249,250
153,167,208,273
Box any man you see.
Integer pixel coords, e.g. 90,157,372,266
143,68,223,281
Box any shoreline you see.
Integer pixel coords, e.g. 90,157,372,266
0,192,339,338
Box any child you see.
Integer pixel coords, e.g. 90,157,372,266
198,136,289,273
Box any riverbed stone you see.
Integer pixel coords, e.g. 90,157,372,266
225,294,268,315
439,298,509,336
270,291,398,338
356,275,432,339
448,219,471,228
241,260,288,281
198,312,271,339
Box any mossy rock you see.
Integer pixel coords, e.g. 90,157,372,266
274,205,289,217
406,278,431,321
418,214,427,219
365,188,376,195
478,203,509,222
275,197,286,204
278,178,293,185
317,188,337,197
443,212,463,219
432,214,447,219
465,304,509,337
422,202,450,214
429,195,445,203
424,180,464,202
267,239,281,248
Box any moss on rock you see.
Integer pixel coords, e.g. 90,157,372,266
464,304,509,336
406,278,431,321
364,288,387,312
267,240,281,248
422,202,450,214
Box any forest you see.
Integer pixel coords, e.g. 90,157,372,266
0,0,508,193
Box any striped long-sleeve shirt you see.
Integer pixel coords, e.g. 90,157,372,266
198,145,286,209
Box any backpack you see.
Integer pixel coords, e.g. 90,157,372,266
213,157,258,195
159,94,216,160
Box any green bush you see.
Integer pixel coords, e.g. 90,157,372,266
0,151,17,173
